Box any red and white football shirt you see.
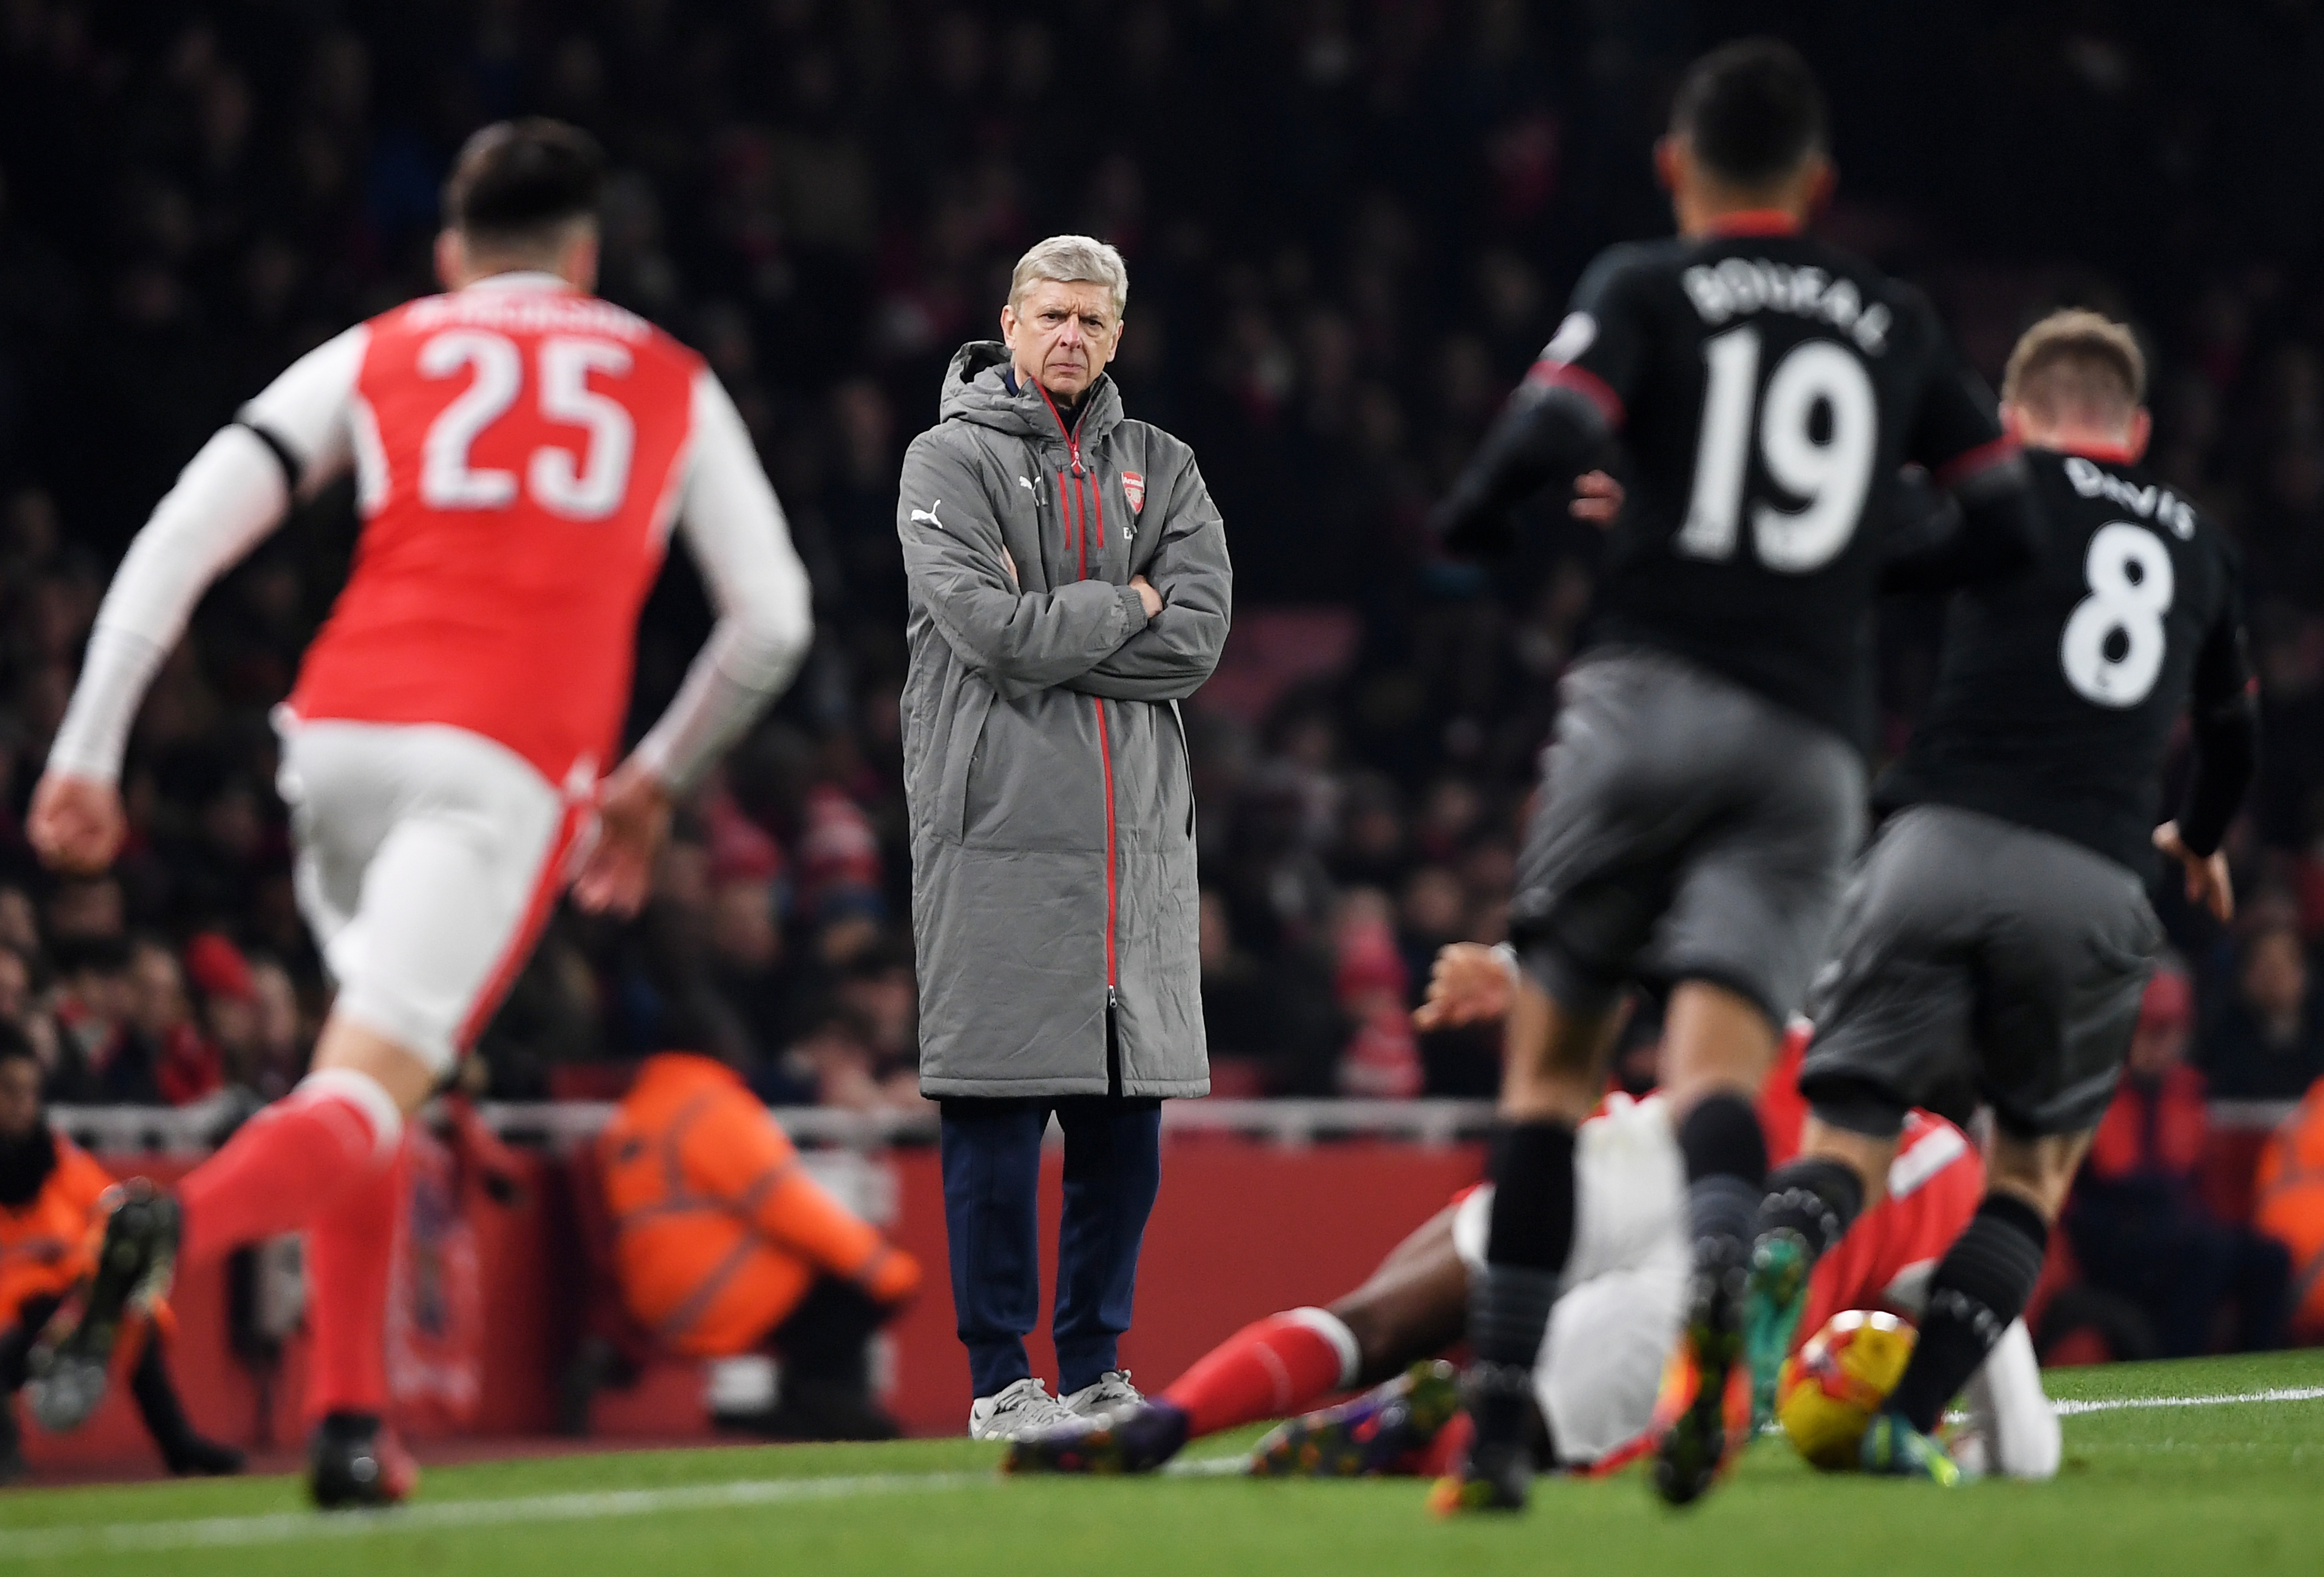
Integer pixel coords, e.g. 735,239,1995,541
1798,1109,1984,1335
50,269,810,800
289,281,705,786
1759,1018,1986,1334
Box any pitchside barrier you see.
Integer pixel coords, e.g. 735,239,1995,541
47,1097,1506,1155
18,1098,2293,1478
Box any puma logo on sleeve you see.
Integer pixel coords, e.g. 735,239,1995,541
909,501,945,528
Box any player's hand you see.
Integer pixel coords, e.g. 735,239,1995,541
2154,821,2234,922
27,772,127,876
1414,942,1518,1031
1571,470,1624,526
1131,574,1163,619
1001,547,1020,586
574,759,674,919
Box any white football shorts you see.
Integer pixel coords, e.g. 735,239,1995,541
275,713,586,1074
1454,1093,1690,1466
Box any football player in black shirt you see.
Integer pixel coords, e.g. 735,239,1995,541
1421,39,2042,1513
1744,310,2256,1482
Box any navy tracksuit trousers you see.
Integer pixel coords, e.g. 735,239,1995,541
938,1096,1163,1400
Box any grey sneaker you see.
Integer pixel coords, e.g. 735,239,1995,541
968,1378,1077,1442
1059,1369,1144,1424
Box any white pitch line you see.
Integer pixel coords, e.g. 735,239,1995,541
6,1385,2320,1558
0,1470,988,1561
2051,1384,2324,1418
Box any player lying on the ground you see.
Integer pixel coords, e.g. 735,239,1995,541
0,1032,241,1484
21,118,812,1509
1737,308,2257,1490
1007,952,2058,1482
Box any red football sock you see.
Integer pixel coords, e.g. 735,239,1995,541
303,1136,407,1423
1161,1309,1358,1439
178,1072,401,1269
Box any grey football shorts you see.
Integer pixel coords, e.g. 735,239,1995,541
1800,803,2163,1139
1509,648,1867,1029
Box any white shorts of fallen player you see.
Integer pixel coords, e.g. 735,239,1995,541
274,712,588,1076
1452,1094,1693,1468
1451,1092,2060,1478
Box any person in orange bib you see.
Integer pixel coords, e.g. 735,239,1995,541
595,1051,920,1439
2254,1074,2324,1342
0,1030,240,1482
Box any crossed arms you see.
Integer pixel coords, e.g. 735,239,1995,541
897,441,1231,703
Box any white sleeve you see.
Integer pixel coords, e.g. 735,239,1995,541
628,369,814,790
1953,1318,2059,1481
236,324,368,495
46,328,368,782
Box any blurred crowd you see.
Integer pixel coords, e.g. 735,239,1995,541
0,0,2320,1127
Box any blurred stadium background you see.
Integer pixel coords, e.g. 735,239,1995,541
3,0,2324,1469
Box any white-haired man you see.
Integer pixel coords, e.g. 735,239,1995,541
897,236,1232,1439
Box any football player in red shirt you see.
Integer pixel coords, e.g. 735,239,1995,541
23,120,812,1506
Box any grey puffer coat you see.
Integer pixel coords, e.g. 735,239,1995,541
899,342,1232,1099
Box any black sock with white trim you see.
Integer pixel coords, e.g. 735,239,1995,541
1885,1193,2049,1433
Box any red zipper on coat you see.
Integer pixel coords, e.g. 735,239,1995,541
1089,478,1116,986
1036,380,1120,991
1036,381,1087,475
1093,694,1118,988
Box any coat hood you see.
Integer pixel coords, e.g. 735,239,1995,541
937,340,1124,447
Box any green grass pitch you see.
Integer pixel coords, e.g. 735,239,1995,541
3,1351,2320,1576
